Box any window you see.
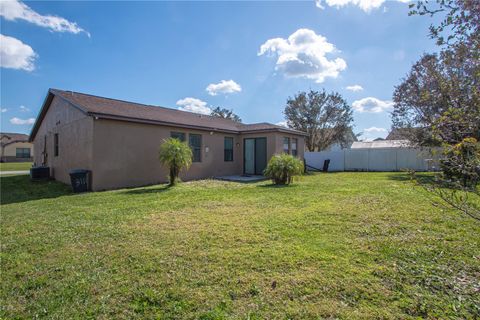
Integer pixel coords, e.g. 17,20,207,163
54,133,59,157
16,148,31,158
292,138,298,157
170,131,186,142
283,137,290,154
189,134,202,162
224,137,234,162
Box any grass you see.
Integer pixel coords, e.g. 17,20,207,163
0,162,32,171
1,173,479,319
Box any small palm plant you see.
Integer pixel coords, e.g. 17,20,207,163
159,138,192,186
264,153,304,185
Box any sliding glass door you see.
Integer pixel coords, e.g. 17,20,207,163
244,138,267,175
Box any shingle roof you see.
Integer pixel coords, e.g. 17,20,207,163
236,122,294,132
30,89,307,140
0,132,30,147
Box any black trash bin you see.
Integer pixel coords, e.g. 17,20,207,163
323,159,331,172
69,169,91,193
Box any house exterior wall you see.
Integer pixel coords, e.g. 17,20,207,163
90,119,306,191
1,142,34,162
237,132,305,162
32,96,94,185
91,119,244,190
32,96,305,191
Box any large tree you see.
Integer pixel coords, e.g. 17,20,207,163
393,0,480,146
210,107,241,122
392,47,480,145
284,90,354,151
403,0,480,221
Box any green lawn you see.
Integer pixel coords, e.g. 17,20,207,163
0,162,32,171
1,173,479,319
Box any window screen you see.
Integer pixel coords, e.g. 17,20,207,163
224,137,233,161
16,148,31,158
283,137,290,154
170,132,186,142
189,134,202,162
292,138,298,156
54,133,59,157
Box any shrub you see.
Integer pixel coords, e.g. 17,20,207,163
159,138,192,186
264,154,304,185
440,137,480,188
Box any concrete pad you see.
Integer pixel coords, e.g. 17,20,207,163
215,175,267,183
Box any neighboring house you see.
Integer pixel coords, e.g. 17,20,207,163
0,133,33,162
30,89,306,191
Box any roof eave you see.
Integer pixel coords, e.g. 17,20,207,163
239,128,308,136
90,113,241,134
29,90,54,142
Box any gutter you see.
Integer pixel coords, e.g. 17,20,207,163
90,113,308,136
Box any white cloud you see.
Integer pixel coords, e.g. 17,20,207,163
1,108,7,113
10,117,35,125
360,126,388,141
363,126,387,133
258,28,347,83
206,80,242,96
176,97,212,115
346,84,363,92
352,97,393,113
275,121,288,128
19,105,29,112
0,0,89,36
315,0,410,12
0,34,37,71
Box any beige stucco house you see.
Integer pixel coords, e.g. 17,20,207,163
1,133,33,162
29,89,306,191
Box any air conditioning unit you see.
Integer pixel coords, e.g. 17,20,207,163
30,166,50,180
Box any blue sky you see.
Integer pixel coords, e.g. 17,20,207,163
1,0,441,140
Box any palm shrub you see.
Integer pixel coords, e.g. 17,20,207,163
159,138,192,186
264,153,304,185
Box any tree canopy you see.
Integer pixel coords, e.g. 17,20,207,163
284,90,355,151
392,48,480,145
210,107,242,122
393,0,480,146
409,0,479,48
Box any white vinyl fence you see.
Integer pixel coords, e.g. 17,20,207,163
305,148,441,172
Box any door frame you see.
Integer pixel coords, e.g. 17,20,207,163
243,137,267,175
